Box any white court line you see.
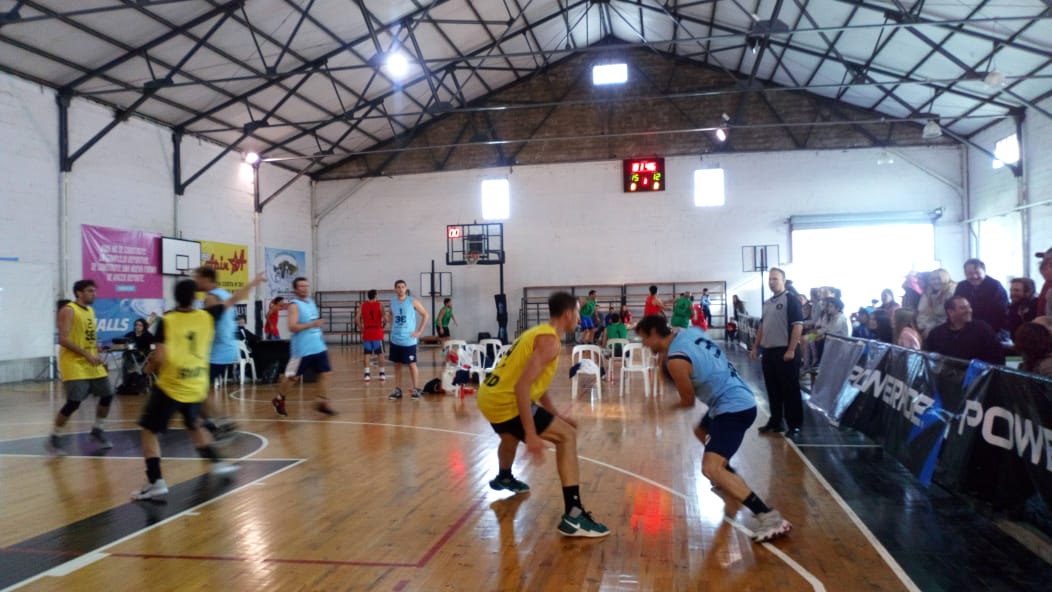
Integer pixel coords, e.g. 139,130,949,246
583,455,826,592
786,439,921,592
0,459,307,592
41,551,109,576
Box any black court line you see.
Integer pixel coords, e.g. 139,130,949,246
0,458,297,590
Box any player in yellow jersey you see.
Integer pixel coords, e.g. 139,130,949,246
476,292,609,538
132,274,265,501
48,280,113,455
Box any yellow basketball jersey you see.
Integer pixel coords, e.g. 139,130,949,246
155,309,216,403
476,323,560,423
58,302,107,381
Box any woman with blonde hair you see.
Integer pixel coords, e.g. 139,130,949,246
893,308,922,350
916,268,957,337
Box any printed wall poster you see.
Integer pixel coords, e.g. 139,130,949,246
81,224,162,298
265,247,306,300
198,240,250,291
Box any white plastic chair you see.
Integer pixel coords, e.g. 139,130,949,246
479,338,503,359
238,341,257,383
571,345,604,399
605,338,629,381
620,343,652,397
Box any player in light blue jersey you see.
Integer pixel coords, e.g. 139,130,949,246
193,266,240,436
271,277,336,416
636,316,792,543
386,279,429,400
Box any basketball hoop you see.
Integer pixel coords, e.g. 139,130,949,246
465,252,480,266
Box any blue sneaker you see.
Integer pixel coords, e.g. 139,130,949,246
489,475,530,494
557,509,610,538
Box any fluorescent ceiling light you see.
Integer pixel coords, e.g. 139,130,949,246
244,152,260,165
715,128,727,142
385,52,409,79
592,63,627,85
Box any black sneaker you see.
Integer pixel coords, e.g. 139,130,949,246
89,427,113,450
489,475,530,494
758,422,784,434
411,388,422,400
388,388,403,400
315,401,336,416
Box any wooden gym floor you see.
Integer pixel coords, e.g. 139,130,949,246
1,345,1048,591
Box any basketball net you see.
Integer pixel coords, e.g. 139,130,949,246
466,252,480,266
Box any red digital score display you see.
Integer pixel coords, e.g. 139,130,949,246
623,158,665,192
447,226,462,239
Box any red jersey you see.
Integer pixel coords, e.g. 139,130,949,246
265,309,280,338
691,303,708,330
644,295,663,317
360,300,384,341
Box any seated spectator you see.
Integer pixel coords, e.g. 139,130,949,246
924,296,1005,365
917,268,957,338
236,315,258,347
602,313,628,355
732,294,747,318
1013,322,1052,377
604,304,619,326
879,289,900,314
852,308,875,339
870,309,894,343
619,305,633,328
1034,315,1052,335
123,317,156,352
953,258,1008,337
893,308,922,349
1007,277,1039,337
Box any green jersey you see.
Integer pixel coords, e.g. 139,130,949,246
580,298,597,317
671,297,692,328
437,305,453,328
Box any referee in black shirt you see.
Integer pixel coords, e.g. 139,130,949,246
750,268,805,436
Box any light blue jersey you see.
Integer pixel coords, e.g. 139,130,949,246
209,288,238,364
667,327,755,416
390,295,417,346
290,297,326,357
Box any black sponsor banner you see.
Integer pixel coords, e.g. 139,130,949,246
814,335,1052,512
940,369,1052,510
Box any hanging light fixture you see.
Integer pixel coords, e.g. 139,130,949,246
922,119,942,140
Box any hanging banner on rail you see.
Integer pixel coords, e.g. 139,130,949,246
197,239,250,291
938,369,1052,512
264,247,306,301
812,335,1052,514
81,224,162,298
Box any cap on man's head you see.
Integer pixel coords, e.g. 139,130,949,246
1036,247,1052,259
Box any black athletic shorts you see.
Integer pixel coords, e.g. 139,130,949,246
436,326,450,338
138,385,203,434
489,405,556,441
699,407,757,459
389,343,418,365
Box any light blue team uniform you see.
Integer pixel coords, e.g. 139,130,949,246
290,297,327,357
390,295,418,347
666,327,755,417
209,288,238,365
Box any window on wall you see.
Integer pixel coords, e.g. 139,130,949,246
693,168,725,206
790,217,938,312
481,179,509,220
592,63,627,85
992,134,1020,169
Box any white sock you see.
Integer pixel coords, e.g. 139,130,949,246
94,418,105,429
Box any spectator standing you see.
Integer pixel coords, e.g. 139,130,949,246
924,297,1005,365
264,297,284,340
1006,278,1039,337
879,289,900,314
953,258,1008,337
1036,248,1052,317
901,272,924,311
700,288,713,326
917,269,957,338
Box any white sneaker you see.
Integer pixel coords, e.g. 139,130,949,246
364,373,371,382
752,510,792,542
210,462,240,477
132,479,168,501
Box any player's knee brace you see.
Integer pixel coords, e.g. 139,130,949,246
99,395,114,407
60,400,82,416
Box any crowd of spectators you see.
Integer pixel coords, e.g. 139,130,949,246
792,248,1052,378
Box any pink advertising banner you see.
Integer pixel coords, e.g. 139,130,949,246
81,224,163,299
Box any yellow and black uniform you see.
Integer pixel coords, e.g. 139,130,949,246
477,324,560,438
59,302,108,382
139,305,223,434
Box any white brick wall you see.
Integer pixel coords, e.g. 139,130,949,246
0,70,312,380
317,146,966,342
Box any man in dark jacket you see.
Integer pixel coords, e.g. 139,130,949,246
925,297,1005,365
953,258,1008,338
1007,277,1039,337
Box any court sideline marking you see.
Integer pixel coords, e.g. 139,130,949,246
786,439,921,592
